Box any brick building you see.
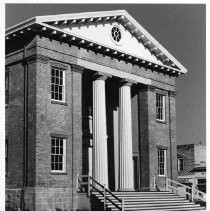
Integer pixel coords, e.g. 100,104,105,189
5,10,187,211
177,144,206,193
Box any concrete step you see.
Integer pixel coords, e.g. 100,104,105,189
111,204,204,211
96,195,184,200
106,202,195,207
106,201,194,207
91,191,206,211
99,197,187,202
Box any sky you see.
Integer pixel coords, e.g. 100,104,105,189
5,3,206,145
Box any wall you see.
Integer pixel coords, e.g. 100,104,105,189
177,144,195,177
6,33,178,209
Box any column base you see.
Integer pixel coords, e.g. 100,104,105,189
118,188,135,192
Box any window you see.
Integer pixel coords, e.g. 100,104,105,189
51,137,66,172
5,139,8,176
177,157,184,172
51,68,65,102
111,26,122,42
156,94,166,121
158,149,166,176
5,72,9,105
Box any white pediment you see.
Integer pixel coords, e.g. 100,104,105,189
6,10,187,74
58,22,163,65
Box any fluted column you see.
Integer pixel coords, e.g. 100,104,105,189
92,72,109,187
119,79,134,191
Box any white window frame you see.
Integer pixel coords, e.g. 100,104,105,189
51,137,66,173
51,67,66,102
158,149,167,176
177,157,184,172
156,94,166,122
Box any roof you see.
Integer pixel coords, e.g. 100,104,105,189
6,10,187,76
190,166,206,172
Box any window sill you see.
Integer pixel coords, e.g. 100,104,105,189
156,119,166,124
51,172,68,175
51,100,67,106
158,175,166,177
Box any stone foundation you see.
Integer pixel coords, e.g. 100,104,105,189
6,187,72,211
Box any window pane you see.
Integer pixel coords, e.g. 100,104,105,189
60,78,63,85
55,163,58,170
51,162,54,170
59,155,63,162
55,93,58,100
52,68,55,76
59,163,63,170
56,69,59,77
55,155,59,162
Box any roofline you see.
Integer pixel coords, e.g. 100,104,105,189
123,10,187,73
6,9,187,74
6,17,36,34
35,10,126,23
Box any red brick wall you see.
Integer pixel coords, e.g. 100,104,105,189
6,34,178,209
177,144,195,176
139,86,177,190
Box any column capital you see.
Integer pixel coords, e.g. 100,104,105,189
168,90,177,98
119,78,137,87
71,64,85,73
93,71,112,81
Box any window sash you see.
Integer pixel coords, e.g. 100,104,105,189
156,94,165,121
177,158,184,171
51,68,65,102
51,138,66,172
158,149,166,176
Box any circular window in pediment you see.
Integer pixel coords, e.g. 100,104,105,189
110,25,123,46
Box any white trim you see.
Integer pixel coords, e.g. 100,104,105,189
51,138,67,173
77,58,151,85
51,67,66,103
158,149,167,177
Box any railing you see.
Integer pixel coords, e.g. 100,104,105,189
77,174,124,211
165,177,206,203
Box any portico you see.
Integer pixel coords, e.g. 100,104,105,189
82,67,150,191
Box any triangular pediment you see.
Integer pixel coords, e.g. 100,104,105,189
55,21,163,65
6,10,187,74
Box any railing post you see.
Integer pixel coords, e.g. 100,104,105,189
191,185,194,202
76,173,78,189
153,175,156,190
121,198,124,211
165,177,168,191
88,176,90,197
104,184,106,211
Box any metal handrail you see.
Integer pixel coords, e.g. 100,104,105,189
165,177,206,202
78,174,124,211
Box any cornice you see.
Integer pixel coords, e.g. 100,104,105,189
25,54,50,64
5,10,187,76
71,64,85,73
168,90,177,98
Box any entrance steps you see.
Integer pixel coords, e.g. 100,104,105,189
92,191,206,211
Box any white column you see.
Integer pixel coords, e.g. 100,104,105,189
119,80,134,191
92,74,109,187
